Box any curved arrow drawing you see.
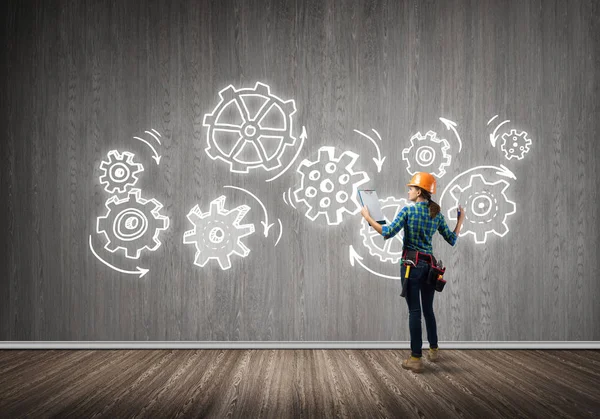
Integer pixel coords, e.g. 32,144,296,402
275,218,283,247
88,235,149,278
440,164,516,205
265,126,307,182
487,115,499,126
224,185,274,237
134,136,162,165
349,245,402,280
354,128,386,172
489,119,510,147
439,117,463,153
145,130,161,145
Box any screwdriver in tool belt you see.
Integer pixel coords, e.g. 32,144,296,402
404,260,415,278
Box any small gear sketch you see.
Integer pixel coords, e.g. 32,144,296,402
293,146,369,225
183,196,255,270
447,174,516,244
500,129,532,160
360,196,411,263
402,130,451,177
203,82,297,173
99,150,144,194
96,188,169,259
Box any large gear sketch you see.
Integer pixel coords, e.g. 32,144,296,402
293,146,369,225
500,129,532,160
401,130,451,177
183,195,255,270
360,196,410,263
447,174,516,244
203,82,297,173
99,150,144,194
96,188,169,259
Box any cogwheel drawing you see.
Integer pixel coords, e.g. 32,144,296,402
203,82,297,173
401,130,451,177
447,174,516,244
96,188,169,259
293,146,369,225
500,129,532,160
183,196,255,270
360,196,410,263
99,150,144,194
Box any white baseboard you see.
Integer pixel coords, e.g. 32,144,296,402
0,341,598,349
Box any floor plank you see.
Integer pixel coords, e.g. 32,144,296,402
0,350,598,418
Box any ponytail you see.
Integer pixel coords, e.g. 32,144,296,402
420,189,441,219
428,200,441,219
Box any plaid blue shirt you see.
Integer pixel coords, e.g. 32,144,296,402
381,201,457,254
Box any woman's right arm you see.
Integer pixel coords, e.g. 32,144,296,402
438,205,465,246
453,204,465,235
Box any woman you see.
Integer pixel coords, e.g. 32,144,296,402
360,172,465,373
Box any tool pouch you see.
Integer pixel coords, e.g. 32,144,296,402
427,264,446,292
400,276,409,298
400,262,413,298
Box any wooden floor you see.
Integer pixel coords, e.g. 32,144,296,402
0,349,598,418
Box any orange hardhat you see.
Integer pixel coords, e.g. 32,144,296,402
407,172,437,194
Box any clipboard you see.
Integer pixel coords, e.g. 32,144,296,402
357,189,386,225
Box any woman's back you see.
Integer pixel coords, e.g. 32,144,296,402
400,202,457,254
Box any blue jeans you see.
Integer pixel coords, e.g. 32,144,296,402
401,260,438,358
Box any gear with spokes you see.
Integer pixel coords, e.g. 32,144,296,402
204,82,297,173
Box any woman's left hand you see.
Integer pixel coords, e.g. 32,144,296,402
360,206,370,219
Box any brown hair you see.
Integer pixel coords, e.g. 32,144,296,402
419,188,441,219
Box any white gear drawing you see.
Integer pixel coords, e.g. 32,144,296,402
401,130,451,177
96,188,169,259
360,196,411,263
447,174,516,244
203,82,297,173
99,150,144,194
183,195,255,270
293,146,369,225
500,129,532,160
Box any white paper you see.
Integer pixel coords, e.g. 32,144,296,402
358,190,386,224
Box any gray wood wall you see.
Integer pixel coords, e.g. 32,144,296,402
2,0,599,341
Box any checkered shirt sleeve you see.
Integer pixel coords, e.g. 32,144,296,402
381,207,407,240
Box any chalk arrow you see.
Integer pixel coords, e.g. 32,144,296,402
496,164,516,179
224,185,274,237
88,235,149,278
440,164,517,206
354,129,386,172
439,117,463,153
274,218,283,247
134,136,162,165
145,130,162,145
349,244,363,267
349,245,402,280
489,119,510,147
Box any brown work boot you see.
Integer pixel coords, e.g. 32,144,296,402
401,356,423,373
427,347,439,362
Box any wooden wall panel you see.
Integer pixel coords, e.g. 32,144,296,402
1,0,599,341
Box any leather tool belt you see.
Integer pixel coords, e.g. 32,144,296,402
401,249,447,293
402,249,437,267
